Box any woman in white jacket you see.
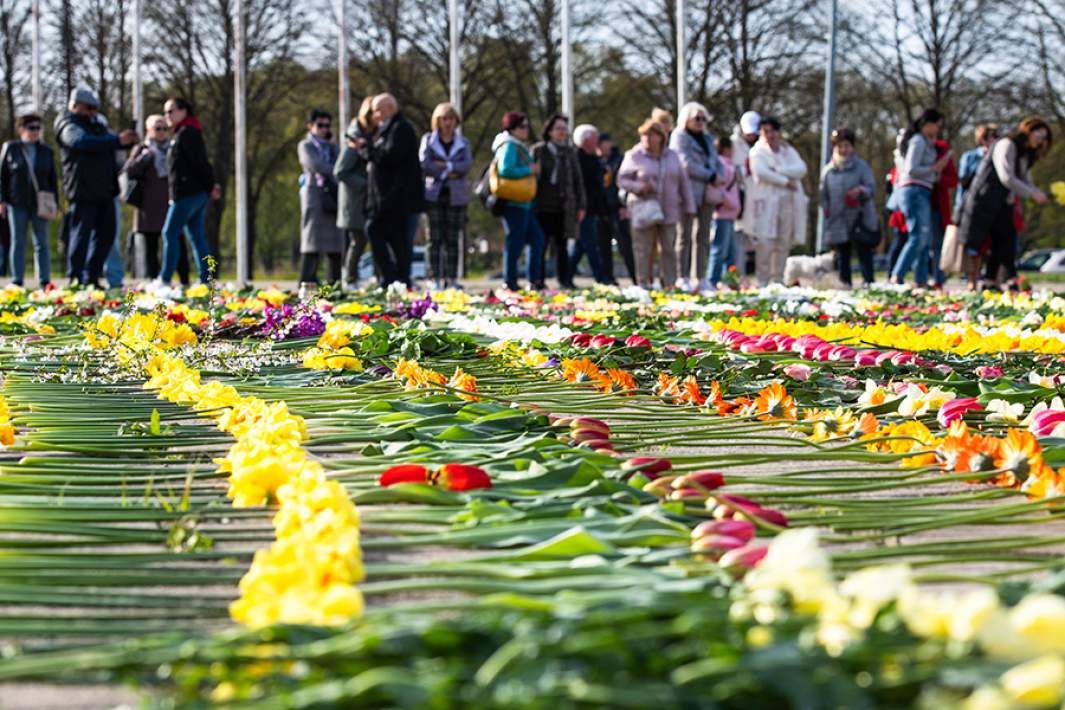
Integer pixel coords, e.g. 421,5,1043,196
746,116,808,285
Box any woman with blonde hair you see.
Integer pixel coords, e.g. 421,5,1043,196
334,96,374,289
419,102,472,288
670,101,720,291
617,118,695,289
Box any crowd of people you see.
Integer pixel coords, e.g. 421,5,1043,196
0,87,220,291
0,86,1055,294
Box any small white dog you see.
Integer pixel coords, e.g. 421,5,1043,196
783,252,837,286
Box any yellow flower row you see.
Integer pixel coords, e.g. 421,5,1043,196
144,352,364,628
703,316,1065,355
85,311,364,629
0,395,15,447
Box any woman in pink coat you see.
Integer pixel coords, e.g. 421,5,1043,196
617,118,695,289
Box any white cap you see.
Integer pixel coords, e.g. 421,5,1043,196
740,111,761,135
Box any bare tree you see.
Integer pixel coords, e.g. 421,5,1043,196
0,0,31,135
144,0,309,272
846,0,1014,132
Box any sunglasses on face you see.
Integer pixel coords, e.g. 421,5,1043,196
25,125,41,131
316,123,331,129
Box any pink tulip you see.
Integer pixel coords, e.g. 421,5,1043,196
692,519,756,542
890,352,916,366
691,534,746,555
719,545,768,571
855,349,880,367
875,351,898,366
740,341,770,353
937,397,983,427
624,334,652,348
828,346,856,361
975,365,1004,379
669,488,706,500
1029,409,1065,437
783,363,812,381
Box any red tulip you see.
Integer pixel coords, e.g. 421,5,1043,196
578,438,615,452
590,334,616,348
624,334,651,348
571,427,609,442
691,519,756,543
748,507,789,528
621,456,673,477
379,464,430,486
569,333,592,347
673,471,725,491
435,463,492,491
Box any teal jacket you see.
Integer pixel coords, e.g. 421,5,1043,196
492,131,534,209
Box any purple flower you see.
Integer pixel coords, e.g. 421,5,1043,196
395,293,438,320
261,304,326,340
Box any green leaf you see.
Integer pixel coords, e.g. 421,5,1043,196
510,527,618,561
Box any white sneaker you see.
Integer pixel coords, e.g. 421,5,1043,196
675,277,690,292
697,278,712,293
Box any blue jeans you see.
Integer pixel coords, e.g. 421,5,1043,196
67,199,117,284
706,218,735,285
104,198,123,288
502,205,544,289
161,192,211,283
891,185,932,284
569,214,605,282
7,205,50,286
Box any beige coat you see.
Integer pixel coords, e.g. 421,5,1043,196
747,138,808,244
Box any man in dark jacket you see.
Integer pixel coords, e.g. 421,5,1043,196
54,87,138,287
597,133,636,283
359,93,424,287
568,124,607,284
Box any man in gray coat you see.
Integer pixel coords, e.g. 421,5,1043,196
298,108,343,295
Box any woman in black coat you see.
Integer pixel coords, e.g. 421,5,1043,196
157,97,220,286
0,114,58,287
958,116,1051,290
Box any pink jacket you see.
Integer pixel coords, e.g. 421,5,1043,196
617,145,695,226
712,156,741,220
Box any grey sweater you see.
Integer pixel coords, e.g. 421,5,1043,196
896,133,938,189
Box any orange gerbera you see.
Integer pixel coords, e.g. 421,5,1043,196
448,368,480,401
995,429,1053,485
854,412,879,438
654,373,681,399
753,383,798,421
562,358,603,384
676,375,707,406
607,368,638,395
937,422,1002,478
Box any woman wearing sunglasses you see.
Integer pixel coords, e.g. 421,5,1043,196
0,114,58,288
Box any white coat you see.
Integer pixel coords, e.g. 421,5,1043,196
747,138,808,244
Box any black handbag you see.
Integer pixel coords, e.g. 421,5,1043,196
318,178,338,215
121,175,145,208
850,217,881,247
